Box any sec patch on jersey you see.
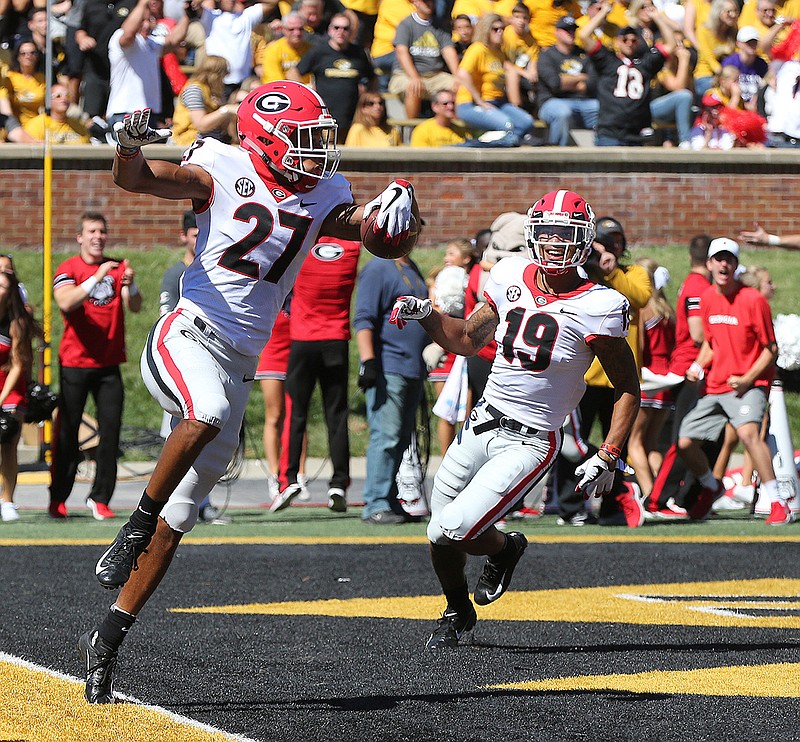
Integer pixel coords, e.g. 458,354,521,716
360,201,420,260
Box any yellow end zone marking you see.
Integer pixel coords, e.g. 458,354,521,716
172,578,800,628
0,652,257,742
6,534,800,547
488,662,800,697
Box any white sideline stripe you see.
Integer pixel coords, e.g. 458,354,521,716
0,651,260,742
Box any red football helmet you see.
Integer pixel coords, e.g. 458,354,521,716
524,190,596,275
237,81,340,192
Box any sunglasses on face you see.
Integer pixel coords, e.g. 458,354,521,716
331,23,350,30
364,100,384,106
491,25,505,31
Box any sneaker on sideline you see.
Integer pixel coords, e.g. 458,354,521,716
474,532,528,606
689,480,724,521
556,512,590,526
87,498,116,521
1,501,19,522
269,483,303,513
509,506,542,519
48,501,67,519
327,487,347,513
425,604,477,650
616,483,645,528
297,473,311,502
766,500,795,526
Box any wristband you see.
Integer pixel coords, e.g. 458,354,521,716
767,234,781,246
127,283,139,297
600,443,621,460
116,145,141,160
80,276,98,294
688,361,705,380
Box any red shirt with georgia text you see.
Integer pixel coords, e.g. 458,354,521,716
701,283,775,395
54,255,128,368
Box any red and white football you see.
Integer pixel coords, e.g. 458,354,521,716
360,200,421,260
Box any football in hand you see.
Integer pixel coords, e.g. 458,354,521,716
360,200,420,259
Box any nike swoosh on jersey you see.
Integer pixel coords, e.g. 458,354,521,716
242,375,255,383
559,308,579,316
299,200,316,207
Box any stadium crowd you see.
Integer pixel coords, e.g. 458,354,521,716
4,0,800,147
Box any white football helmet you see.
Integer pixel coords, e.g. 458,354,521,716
524,190,596,275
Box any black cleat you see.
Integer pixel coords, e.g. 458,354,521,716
474,531,528,606
425,604,477,650
78,631,117,704
95,521,154,589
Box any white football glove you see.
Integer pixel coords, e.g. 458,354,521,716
389,296,432,330
575,453,633,499
364,179,414,245
113,109,171,150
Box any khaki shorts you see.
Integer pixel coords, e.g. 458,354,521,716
388,70,454,98
678,387,769,443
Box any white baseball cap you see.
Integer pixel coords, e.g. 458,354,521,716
707,237,740,259
737,26,760,43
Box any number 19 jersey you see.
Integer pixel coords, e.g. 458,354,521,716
482,257,630,430
177,137,354,357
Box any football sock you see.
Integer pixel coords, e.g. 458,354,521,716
96,604,137,651
496,532,517,561
762,479,780,503
444,581,471,616
129,490,164,532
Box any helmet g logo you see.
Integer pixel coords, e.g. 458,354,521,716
255,92,292,114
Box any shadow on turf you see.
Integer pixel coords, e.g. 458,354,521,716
473,639,800,654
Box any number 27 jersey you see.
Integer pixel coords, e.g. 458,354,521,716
481,256,630,431
177,137,354,357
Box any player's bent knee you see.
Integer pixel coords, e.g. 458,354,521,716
427,501,465,544
161,499,199,533
193,393,231,429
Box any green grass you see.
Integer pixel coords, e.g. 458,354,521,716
8,244,800,460
0,505,793,541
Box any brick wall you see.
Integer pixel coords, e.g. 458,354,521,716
2,148,798,250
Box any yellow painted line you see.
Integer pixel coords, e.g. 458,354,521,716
171,578,800,628
489,662,800,697
6,533,800,547
0,652,257,742
18,470,49,485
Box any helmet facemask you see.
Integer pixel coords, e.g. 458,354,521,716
525,191,595,275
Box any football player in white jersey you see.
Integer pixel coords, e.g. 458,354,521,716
80,81,418,703
390,190,641,649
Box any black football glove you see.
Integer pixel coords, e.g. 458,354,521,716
358,358,378,390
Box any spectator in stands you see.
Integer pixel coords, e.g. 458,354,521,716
688,91,737,148
199,0,278,97
50,211,142,521
23,7,68,82
76,0,139,121
528,0,584,49
536,15,599,146
627,257,675,501
410,88,473,145
341,0,378,49
290,12,375,139
62,0,89,105
722,26,768,111
370,0,414,91
106,0,188,129
649,29,695,147
580,2,675,146
149,0,189,124
388,0,459,119
576,0,619,50
453,13,474,59
693,0,739,98
0,39,45,143
677,238,788,524
23,82,90,143
682,0,712,50
296,0,327,39
268,236,362,514
354,248,430,525
502,3,539,111
344,91,402,146
455,14,535,145
170,54,239,146
257,12,312,84
0,268,33,523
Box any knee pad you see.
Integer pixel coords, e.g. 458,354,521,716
191,392,231,428
161,497,199,534
427,501,464,544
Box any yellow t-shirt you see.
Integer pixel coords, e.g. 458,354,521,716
341,0,379,15
260,37,312,84
694,24,736,79
606,0,631,29
344,123,402,146
526,0,583,48
410,117,470,146
2,70,46,125
450,0,497,22
371,0,415,59
456,43,507,104
503,25,539,68
494,0,519,18
171,81,220,147
575,14,618,49
685,0,713,34
23,114,89,144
